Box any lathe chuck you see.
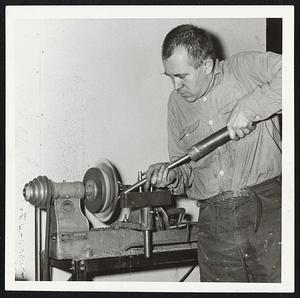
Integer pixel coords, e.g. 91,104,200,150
83,159,119,222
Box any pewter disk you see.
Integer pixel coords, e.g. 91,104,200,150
83,167,106,213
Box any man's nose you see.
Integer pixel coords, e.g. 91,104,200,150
173,78,183,91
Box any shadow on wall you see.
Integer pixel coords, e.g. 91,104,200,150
210,33,225,61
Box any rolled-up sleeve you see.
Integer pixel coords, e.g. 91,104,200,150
232,52,282,121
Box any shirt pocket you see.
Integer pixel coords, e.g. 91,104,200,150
217,100,237,125
178,119,206,151
218,100,236,116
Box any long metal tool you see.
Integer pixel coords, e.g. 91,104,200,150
123,126,231,194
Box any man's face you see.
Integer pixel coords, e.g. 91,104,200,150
163,46,213,102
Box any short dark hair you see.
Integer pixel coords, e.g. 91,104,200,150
162,24,216,67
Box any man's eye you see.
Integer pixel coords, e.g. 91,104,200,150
178,75,187,79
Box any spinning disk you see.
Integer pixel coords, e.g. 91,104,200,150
83,167,106,213
83,159,119,222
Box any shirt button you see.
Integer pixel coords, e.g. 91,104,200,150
202,96,207,102
219,170,224,176
208,120,213,126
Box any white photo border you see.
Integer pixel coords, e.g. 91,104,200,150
5,5,294,293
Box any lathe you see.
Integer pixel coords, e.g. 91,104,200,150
23,127,231,281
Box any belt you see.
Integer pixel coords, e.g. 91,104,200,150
196,176,281,232
197,187,263,233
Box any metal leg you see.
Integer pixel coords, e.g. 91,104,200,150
35,207,41,281
143,230,152,258
40,250,51,281
71,260,89,281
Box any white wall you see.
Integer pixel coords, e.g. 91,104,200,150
11,18,266,281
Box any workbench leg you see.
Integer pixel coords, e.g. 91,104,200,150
70,260,90,281
40,250,51,281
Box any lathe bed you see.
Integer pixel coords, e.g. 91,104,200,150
49,240,198,281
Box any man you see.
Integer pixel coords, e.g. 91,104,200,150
146,24,282,282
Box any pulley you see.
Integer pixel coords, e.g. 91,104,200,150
23,176,53,209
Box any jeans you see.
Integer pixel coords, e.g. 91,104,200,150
197,176,281,282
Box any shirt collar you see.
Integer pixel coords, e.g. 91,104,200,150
201,58,223,98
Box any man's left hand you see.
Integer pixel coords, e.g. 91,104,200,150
227,105,256,140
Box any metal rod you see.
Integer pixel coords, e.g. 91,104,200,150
143,230,152,258
122,155,191,194
122,178,146,194
34,207,41,281
187,126,230,161
42,190,51,281
138,171,143,192
122,127,231,194
179,264,197,282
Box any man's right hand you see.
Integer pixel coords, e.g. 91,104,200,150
145,162,177,188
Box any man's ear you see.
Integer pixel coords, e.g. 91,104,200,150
203,58,214,75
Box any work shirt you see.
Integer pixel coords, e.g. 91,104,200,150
168,51,282,200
